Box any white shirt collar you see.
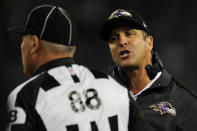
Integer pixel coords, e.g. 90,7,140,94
130,71,162,101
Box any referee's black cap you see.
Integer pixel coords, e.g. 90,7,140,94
100,9,150,41
8,5,77,46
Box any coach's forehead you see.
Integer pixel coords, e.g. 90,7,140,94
111,27,141,35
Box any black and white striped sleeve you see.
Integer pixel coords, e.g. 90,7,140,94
6,74,48,131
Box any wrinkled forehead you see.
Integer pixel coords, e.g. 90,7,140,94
111,27,140,35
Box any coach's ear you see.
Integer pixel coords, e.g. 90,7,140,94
146,35,153,52
31,35,40,54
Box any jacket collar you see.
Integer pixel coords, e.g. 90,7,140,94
151,69,172,89
33,57,75,76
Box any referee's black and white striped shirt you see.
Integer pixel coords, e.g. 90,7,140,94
6,58,134,131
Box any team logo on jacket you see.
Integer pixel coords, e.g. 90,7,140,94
150,101,176,116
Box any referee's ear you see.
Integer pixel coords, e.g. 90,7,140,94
31,35,40,54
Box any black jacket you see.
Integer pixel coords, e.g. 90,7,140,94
110,64,197,131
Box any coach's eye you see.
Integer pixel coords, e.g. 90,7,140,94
126,30,136,37
109,34,118,43
125,32,131,36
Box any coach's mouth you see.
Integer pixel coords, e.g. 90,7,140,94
119,50,130,59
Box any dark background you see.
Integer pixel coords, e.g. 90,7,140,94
1,0,197,130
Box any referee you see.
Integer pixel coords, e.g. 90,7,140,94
6,5,152,131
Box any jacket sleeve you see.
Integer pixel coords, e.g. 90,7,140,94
182,99,197,131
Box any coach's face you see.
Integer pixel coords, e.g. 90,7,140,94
108,27,153,69
21,35,36,76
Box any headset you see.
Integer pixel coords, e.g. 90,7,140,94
145,50,163,80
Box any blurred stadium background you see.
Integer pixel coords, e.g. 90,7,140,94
1,0,197,130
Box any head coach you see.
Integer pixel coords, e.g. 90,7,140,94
100,9,197,131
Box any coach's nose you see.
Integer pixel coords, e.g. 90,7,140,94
119,33,128,47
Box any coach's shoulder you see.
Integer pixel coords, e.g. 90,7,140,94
173,78,197,101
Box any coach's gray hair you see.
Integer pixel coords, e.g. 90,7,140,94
141,30,149,40
41,40,76,55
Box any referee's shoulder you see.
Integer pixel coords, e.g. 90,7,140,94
88,68,109,79
88,67,125,88
8,72,46,100
73,64,109,78
8,71,61,107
